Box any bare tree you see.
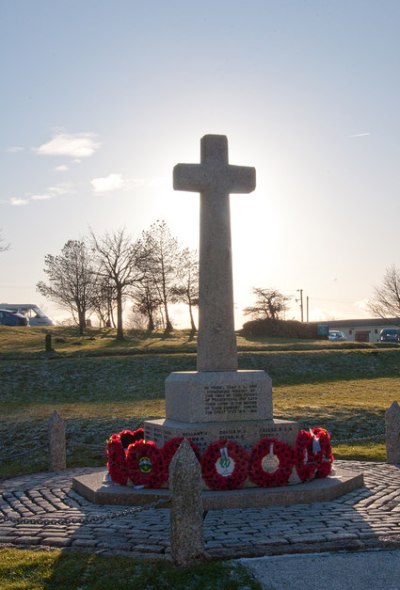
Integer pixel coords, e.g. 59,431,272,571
91,275,116,328
139,220,180,334
131,279,162,332
91,228,144,340
0,230,10,253
368,266,400,319
244,288,290,321
171,247,199,334
37,240,97,334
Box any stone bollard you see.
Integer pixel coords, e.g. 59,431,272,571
45,333,53,352
48,411,66,471
385,401,400,465
169,439,205,566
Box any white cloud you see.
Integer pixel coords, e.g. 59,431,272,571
54,165,69,172
91,173,126,193
10,197,29,206
36,131,101,158
8,183,74,207
48,184,73,196
6,146,24,153
349,132,371,138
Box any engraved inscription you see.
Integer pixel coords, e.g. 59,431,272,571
204,383,258,416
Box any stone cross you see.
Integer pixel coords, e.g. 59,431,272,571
173,135,256,372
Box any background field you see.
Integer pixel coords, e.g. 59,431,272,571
1,326,398,479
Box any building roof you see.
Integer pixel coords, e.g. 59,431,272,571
317,317,400,328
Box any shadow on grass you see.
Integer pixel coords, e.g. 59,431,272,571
19,550,262,590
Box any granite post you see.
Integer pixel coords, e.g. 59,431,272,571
169,439,204,565
385,401,400,465
48,411,66,471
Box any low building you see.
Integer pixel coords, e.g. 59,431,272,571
317,318,400,343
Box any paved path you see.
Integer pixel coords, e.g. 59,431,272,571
0,461,400,560
241,549,400,590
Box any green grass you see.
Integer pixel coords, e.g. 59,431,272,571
0,327,396,585
1,326,399,478
0,548,261,590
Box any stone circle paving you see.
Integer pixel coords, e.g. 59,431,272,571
1,460,400,559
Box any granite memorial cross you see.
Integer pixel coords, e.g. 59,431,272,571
173,134,256,372
144,134,275,448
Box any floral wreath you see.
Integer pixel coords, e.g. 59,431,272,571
248,437,294,487
311,427,334,478
162,437,201,481
107,426,333,489
106,433,128,485
119,427,144,450
294,430,319,481
201,440,249,490
126,440,166,488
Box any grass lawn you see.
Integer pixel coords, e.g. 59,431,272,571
0,548,261,590
0,326,398,586
0,326,399,477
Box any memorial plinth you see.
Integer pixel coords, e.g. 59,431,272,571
145,369,299,451
166,371,272,423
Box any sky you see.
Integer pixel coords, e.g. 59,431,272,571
1,0,400,328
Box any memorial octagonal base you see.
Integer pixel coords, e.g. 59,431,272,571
144,417,299,453
72,467,364,510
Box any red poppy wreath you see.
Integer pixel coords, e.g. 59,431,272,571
201,440,249,490
311,427,334,478
294,429,319,482
249,438,294,487
118,427,145,451
106,433,128,486
126,440,166,488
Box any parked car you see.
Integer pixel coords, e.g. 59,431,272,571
0,304,53,326
0,309,29,326
328,330,346,341
378,328,400,343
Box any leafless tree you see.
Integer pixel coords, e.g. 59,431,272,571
138,220,180,334
368,266,400,319
91,275,117,328
0,230,10,253
244,288,290,321
131,278,163,332
37,240,97,334
171,247,199,334
91,228,145,340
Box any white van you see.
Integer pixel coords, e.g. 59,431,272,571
0,304,54,326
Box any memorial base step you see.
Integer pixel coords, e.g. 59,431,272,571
72,467,364,510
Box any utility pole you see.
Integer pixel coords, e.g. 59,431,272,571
306,296,309,323
297,289,304,322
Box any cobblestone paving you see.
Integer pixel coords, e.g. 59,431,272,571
1,461,400,559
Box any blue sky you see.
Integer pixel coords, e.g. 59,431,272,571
1,1,400,326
